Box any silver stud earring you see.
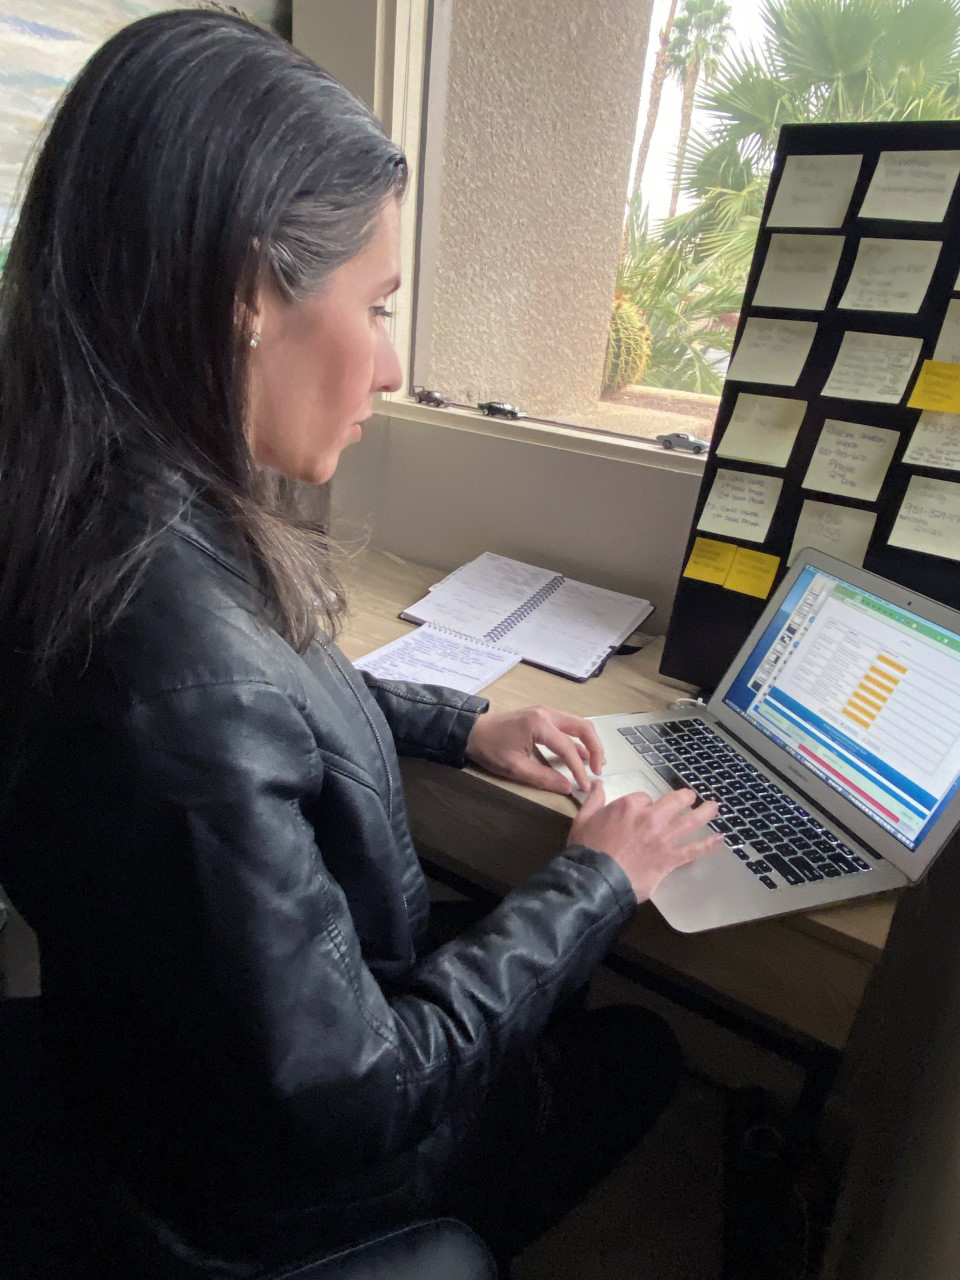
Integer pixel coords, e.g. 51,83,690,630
249,331,261,349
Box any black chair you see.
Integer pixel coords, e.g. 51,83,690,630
0,996,496,1280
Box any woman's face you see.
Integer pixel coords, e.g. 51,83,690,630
247,198,403,485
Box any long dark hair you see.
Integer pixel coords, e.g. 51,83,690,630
0,8,407,680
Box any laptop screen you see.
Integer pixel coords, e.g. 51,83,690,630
723,563,960,851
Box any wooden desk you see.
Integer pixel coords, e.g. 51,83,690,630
339,549,896,1051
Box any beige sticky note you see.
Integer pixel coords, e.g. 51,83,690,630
803,420,898,501
822,331,923,403
903,410,960,471
860,150,960,223
890,476,960,561
697,468,783,543
726,318,818,387
907,361,960,414
682,537,738,585
788,501,877,567
753,234,844,311
839,238,941,312
933,298,960,364
768,154,862,229
723,548,781,599
717,393,806,468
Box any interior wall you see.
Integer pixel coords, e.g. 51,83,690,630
332,414,701,626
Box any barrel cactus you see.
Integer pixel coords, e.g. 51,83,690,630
602,292,653,394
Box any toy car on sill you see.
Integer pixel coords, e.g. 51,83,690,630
656,431,707,454
411,386,450,407
478,400,526,419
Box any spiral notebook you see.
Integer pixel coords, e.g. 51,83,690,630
400,553,654,681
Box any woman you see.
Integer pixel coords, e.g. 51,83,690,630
0,9,721,1272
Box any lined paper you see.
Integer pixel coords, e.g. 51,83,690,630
355,626,521,694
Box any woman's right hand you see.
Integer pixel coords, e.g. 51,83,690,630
568,781,724,904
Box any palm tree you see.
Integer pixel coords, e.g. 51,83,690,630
630,0,680,206
665,0,731,218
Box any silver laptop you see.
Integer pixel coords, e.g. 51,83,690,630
563,551,960,932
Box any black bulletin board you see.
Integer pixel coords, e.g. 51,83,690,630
660,121,960,694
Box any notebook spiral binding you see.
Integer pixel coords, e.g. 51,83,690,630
483,575,565,644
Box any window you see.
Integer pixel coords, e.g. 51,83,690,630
404,0,960,449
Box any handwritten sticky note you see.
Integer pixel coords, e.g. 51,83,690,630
717,393,806,468
903,410,960,471
682,537,738,585
789,500,877,567
860,150,960,223
697,468,782,543
890,475,960,561
724,547,781,599
726,318,818,386
803,419,898,501
753,234,844,311
822,331,923,403
933,298,960,364
907,360,960,413
839,238,941,312
768,154,862,229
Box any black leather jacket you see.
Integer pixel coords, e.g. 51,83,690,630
0,496,635,1250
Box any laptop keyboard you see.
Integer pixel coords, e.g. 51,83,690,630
618,719,876,892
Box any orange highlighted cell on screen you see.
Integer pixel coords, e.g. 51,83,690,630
848,697,878,719
867,666,899,691
876,653,908,675
842,707,872,728
853,688,884,713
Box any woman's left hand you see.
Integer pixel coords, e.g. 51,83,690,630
464,706,606,795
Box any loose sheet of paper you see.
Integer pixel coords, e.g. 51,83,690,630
889,475,960,561
803,419,899,500
717,393,806,468
682,537,738,585
822,331,922,403
907,360,960,413
753,234,844,310
839,238,941,312
933,298,960,363
354,625,521,694
767,153,862,229
723,547,781,599
789,500,877,567
903,410,960,471
860,150,960,223
697,468,782,543
726,318,818,386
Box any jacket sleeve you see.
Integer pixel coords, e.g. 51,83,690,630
125,679,636,1179
357,670,489,766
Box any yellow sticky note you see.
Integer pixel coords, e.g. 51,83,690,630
907,360,960,414
723,547,781,599
683,537,737,585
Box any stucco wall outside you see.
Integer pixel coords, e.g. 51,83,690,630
424,0,653,421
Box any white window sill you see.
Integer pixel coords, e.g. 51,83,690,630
378,396,708,474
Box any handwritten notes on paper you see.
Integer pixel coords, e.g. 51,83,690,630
933,298,960,364
768,153,862,229
822,331,923,403
717,394,805,468
753,234,844,310
890,476,960,562
725,547,781,598
726,318,818,386
789,500,877,567
860,150,960,223
682,538,780,599
903,411,960,471
906,361,960,413
354,625,520,694
803,419,898,500
839,238,941,312
682,537,738,585
697,468,782,543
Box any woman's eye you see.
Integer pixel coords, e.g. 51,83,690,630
372,305,394,319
